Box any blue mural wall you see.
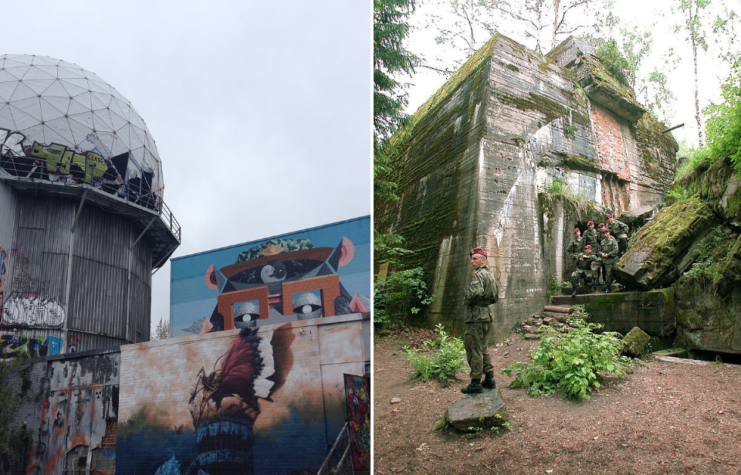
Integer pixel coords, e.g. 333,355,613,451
170,216,370,337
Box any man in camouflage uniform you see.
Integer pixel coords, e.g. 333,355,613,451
565,228,583,266
600,228,620,292
584,221,600,250
461,247,500,394
607,214,630,256
571,245,598,297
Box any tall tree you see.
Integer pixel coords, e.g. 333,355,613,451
374,0,417,204
672,0,712,147
420,0,614,75
151,318,170,340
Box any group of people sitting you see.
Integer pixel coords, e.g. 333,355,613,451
567,215,630,297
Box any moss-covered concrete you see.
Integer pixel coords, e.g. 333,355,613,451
615,197,716,289
587,289,676,337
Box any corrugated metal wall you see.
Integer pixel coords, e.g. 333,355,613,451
0,180,16,313
8,195,72,305
2,193,153,351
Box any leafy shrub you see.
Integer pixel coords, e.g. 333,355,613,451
501,311,630,400
405,324,465,386
374,267,435,329
540,176,586,201
705,62,741,176
546,275,570,298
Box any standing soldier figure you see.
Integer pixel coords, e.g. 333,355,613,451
566,228,583,266
571,245,598,297
600,228,620,293
584,221,600,250
597,223,608,284
461,248,500,394
607,214,630,256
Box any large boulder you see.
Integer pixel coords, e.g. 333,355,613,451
446,388,509,431
622,327,651,357
615,198,716,290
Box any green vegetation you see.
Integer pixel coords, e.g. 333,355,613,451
0,358,34,468
404,324,465,386
547,276,570,299
375,266,435,329
501,306,631,400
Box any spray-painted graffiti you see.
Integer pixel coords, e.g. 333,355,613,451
25,354,120,475
0,246,6,319
0,128,160,210
0,333,65,359
2,292,66,327
344,374,370,470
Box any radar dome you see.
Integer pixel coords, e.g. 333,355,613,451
0,54,163,199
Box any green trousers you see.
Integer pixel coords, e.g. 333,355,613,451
465,320,493,379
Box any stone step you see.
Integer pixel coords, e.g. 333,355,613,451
542,311,570,322
543,305,571,314
560,284,620,295
550,293,604,306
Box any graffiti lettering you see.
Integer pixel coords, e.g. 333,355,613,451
0,333,65,359
3,292,66,327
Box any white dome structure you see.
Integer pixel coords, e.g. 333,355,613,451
0,54,180,353
0,54,163,198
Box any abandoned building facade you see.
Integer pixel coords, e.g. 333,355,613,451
375,35,678,340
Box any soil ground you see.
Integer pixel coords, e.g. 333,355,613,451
373,328,741,475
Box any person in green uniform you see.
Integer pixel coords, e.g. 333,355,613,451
571,245,598,297
596,222,608,284
461,247,500,394
607,214,630,256
584,221,600,250
600,228,620,292
565,227,583,266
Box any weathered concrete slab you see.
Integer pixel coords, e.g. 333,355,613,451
447,388,509,431
551,290,676,337
615,198,716,290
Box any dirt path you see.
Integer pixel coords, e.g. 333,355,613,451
373,329,741,475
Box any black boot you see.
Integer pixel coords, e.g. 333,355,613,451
461,379,483,394
482,372,496,389
604,283,612,293
571,287,578,298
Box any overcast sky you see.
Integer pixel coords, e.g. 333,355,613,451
404,0,730,148
0,1,372,334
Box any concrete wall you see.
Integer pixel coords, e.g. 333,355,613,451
116,313,367,475
377,34,677,339
1,348,120,475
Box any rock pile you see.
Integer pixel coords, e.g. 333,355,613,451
518,305,584,339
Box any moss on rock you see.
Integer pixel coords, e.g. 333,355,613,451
616,197,716,289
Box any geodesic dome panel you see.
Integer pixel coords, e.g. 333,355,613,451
0,54,164,202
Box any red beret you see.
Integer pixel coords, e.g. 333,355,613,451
585,245,592,249
470,247,488,258
574,228,580,234
607,214,614,219
587,221,594,226
598,223,605,228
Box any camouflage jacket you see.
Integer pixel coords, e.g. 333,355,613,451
576,253,599,270
464,265,499,323
600,236,620,263
584,228,601,251
566,237,584,263
608,219,629,238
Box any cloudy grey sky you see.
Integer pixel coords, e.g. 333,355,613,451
0,1,371,334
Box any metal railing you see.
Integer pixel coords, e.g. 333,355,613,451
0,153,180,242
317,422,354,475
